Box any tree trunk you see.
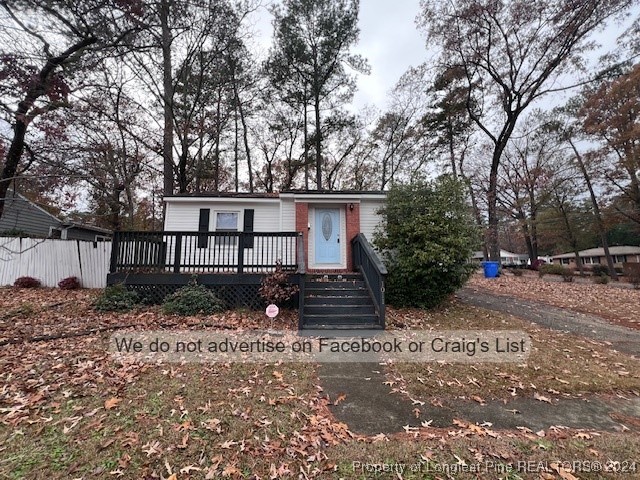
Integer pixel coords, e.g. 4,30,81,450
487,166,500,262
303,90,309,190
448,122,457,177
0,36,97,221
213,89,222,192
556,194,585,276
160,0,174,197
459,161,487,259
314,93,322,190
570,140,618,280
178,149,188,193
234,86,253,193
234,108,239,192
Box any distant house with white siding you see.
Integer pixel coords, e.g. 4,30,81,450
471,249,529,266
0,190,111,241
162,190,386,272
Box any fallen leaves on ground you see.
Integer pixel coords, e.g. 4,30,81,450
467,272,640,329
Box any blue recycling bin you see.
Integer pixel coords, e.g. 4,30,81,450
482,261,500,278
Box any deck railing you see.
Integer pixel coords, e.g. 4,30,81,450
109,231,303,274
352,233,387,326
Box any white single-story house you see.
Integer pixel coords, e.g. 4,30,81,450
472,249,529,266
551,246,640,266
162,190,386,272
108,190,388,329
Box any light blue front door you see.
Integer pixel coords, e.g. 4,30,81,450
315,208,340,264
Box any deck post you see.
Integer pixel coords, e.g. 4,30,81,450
173,233,182,273
109,232,120,273
237,233,245,274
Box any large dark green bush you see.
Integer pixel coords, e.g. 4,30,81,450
162,281,224,316
94,284,139,312
374,176,479,308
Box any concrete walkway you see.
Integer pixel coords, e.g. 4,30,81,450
318,289,640,435
320,361,640,435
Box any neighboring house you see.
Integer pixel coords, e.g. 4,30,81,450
552,246,640,266
0,190,112,241
472,249,529,266
108,190,388,329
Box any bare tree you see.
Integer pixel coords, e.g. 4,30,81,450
0,0,139,221
419,0,633,261
580,63,640,226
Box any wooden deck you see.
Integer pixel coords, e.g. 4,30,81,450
107,231,386,328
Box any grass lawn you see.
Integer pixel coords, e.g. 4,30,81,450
386,303,640,401
1,287,639,479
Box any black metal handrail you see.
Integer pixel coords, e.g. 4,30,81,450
110,231,302,274
352,233,387,326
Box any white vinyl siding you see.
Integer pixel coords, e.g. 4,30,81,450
359,199,384,243
163,199,285,272
164,200,280,233
280,197,296,231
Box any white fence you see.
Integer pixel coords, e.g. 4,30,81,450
0,237,112,288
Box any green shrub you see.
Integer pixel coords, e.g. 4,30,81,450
374,176,479,309
539,264,574,282
590,264,608,277
539,264,570,277
593,274,609,285
162,281,224,316
94,284,139,312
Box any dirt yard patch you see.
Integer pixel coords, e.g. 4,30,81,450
467,272,640,330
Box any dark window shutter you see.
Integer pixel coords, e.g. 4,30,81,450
198,209,210,248
243,209,254,248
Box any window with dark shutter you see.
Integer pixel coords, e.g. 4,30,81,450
198,209,210,248
243,209,254,248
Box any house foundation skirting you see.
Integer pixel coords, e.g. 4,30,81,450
107,272,300,309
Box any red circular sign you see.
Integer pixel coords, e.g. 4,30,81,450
265,304,279,318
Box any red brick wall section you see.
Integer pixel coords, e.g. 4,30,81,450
346,202,360,271
295,202,309,268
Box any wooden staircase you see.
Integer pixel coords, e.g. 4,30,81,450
301,273,383,329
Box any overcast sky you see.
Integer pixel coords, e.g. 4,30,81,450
249,0,427,111
249,1,638,113
351,0,426,109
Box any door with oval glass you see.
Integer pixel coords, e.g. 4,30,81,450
314,208,341,264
